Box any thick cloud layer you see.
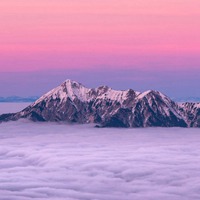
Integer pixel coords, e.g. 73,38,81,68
0,120,200,200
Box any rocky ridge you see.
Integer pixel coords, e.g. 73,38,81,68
0,80,199,127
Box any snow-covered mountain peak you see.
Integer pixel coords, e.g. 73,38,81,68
136,90,170,101
95,85,111,95
62,79,84,89
1,79,199,127
136,90,164,99
32,80,91,105
135,90,176,112
59,79,94,102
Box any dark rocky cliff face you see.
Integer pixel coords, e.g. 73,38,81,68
0,80,199,127
179,102,200,127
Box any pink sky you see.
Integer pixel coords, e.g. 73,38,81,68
0,0,200,72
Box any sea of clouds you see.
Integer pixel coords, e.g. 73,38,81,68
0,104,200,200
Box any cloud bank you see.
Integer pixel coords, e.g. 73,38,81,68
0,120,200,200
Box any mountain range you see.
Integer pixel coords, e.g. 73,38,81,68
0,96,38,103
0,80,199,127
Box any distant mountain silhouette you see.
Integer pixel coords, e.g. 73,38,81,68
0,96,39,103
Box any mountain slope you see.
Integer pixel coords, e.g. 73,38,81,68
0,80,199,127
179,102,200,127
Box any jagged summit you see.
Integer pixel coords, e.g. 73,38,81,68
137,90,153,98
62,79,84,88
0,80,199,127
36,79,140,104
33,79,91,105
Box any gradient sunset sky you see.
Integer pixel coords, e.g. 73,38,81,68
0,0,200,98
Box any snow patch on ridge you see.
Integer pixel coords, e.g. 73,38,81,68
32,80,92,105
96,88,129,104
136,90,152,99
33,80,141,105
